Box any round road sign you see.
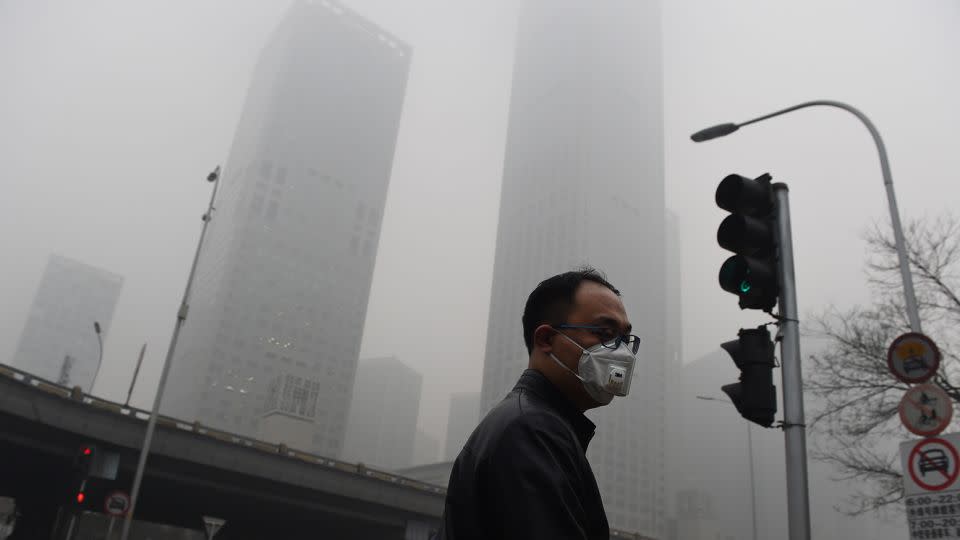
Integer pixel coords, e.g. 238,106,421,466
899,383,954,437
104,491,130,517
888,332,941,384
908,437,960,492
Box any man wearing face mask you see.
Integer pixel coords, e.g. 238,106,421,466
436,268,639,540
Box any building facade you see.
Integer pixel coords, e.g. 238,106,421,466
479,0,666,534
444,391,480,460
342,356,422,470
162,0,411,458
11,254,123,392
413,429,440,467
257,373,322,451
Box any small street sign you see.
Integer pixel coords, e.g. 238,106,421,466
202,516,226,540
888,332,941,384
103,491,130,517
900,384,954,437
901,433,960,539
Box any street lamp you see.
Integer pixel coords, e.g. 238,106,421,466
120,165,222,540
91,322,103,393
697,395,758,540
125,343,147,408
691,100,922,333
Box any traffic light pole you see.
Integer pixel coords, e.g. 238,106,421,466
772,183,810,540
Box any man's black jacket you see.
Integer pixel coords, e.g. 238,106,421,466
436,369,609,540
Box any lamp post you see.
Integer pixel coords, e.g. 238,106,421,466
691,100,922,333
91,322,103,393
125,343,147,408
120,165,221,540
697,395,757,540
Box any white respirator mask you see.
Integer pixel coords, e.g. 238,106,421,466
548,331,638,405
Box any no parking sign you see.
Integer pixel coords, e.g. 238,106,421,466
901,433,960,539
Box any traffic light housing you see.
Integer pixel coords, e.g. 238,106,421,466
721,326,777,427
68,444,118,509
71,445,96,508
716,173,779,310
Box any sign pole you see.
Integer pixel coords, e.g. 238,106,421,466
773,183,811,540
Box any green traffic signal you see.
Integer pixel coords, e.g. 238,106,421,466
716,173,779,311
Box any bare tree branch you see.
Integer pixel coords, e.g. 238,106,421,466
807,212,960,514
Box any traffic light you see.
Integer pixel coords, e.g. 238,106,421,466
716,173,779,310
71,444,97,508
721,326,777,427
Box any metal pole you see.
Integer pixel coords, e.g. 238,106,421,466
747,422,758,540
125,343,146,408
64,514,77,540
698,394,759,540
91,324,103,394
772,183,810,540
695,100,922,332
120,168,221,540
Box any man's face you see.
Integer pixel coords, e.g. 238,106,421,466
551,281,633,407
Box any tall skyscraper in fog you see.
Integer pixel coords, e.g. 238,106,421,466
480,0,666,535
413,429,440,467
444,391,480,460
163,0,411,458
12,254,123,391
342,356,422,470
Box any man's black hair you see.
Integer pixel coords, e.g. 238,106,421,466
521,267,621,355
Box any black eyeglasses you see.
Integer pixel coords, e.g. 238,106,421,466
555,324,641,354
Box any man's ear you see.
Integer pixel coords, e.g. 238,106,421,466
532,324,556,353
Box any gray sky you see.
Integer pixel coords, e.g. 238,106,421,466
2,0,959,503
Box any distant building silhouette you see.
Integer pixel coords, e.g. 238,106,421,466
12,254,122,392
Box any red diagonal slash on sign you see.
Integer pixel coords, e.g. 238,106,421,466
909,438,960,492
905,395,937,422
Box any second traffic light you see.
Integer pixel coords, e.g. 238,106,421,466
721,326,777,427
70,445,96,509
69,443,119,509
715,173,779,311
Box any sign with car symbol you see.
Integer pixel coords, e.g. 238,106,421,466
103,490,130,517
888,332,941,384
901,435,960,539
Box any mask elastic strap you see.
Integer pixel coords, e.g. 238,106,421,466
548,352,586,383
554,330,587,352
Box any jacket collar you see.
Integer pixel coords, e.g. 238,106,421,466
515,368,596,451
